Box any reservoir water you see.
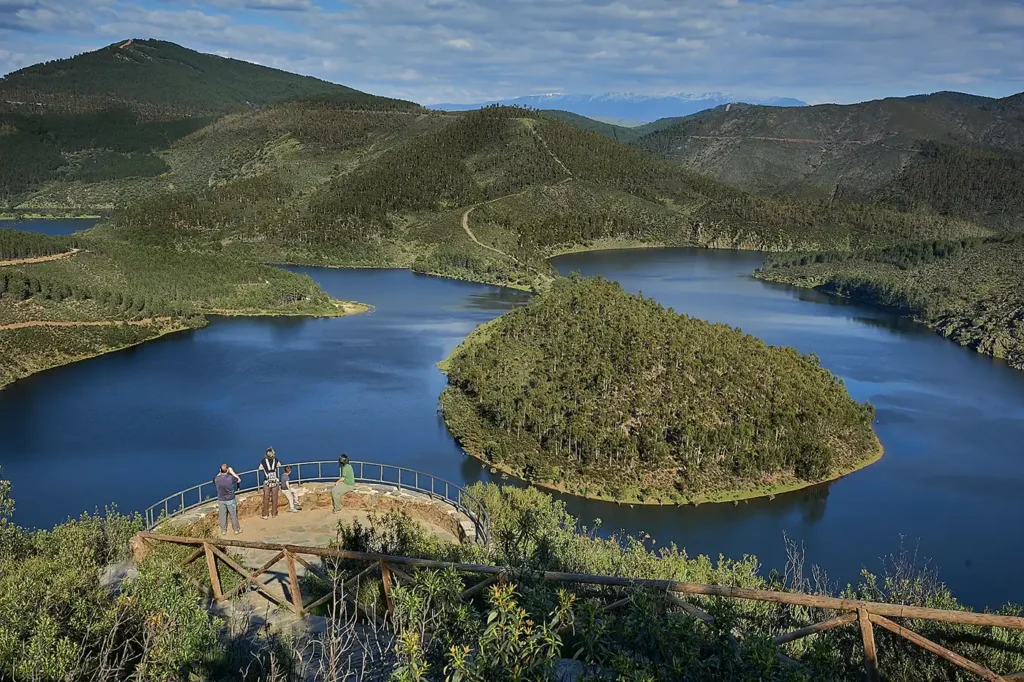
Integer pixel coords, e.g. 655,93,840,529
0,217,100,236
2,248,1023,609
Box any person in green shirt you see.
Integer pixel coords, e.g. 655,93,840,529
332,454,356,512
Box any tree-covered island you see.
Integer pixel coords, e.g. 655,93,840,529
440,276,882,504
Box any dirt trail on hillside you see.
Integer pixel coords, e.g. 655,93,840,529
461,203,520,262
0,317,170,332
0,248,81,267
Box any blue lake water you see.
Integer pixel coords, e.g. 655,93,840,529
2,249,1022,608
0,218,100,236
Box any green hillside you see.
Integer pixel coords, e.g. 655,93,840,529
441,276,880,503
0,39,410,116
546,104,751,144
0,40,419,205
758,235,1024,371
631,95,1024,225
540,110,641,143
2,42,1016,386
86,104,981,289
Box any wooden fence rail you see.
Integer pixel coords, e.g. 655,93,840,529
137,532,1024,682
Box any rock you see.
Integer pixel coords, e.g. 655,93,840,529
555,658,584,682
99,559,138,592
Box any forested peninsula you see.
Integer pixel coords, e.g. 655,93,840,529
440,277,881,504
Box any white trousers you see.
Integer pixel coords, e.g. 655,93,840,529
282,488,301,511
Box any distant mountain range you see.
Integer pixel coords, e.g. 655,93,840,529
428,93,807,124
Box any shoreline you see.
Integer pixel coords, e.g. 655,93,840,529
0,299,370,390
439,381,885,507
752,269,1023,373
0,212,104,221
0,321,197,391
456,434,884,506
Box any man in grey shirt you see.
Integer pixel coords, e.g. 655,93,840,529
214,463,242,535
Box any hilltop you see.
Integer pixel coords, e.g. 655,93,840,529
0,40,418,205
0,39,410,116
632,94,1024,227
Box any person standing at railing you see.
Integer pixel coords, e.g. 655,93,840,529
281,465,302,513
332,454,356,513
214,463,242,535
259,447,281,519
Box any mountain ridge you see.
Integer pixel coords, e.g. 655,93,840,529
429,92,807,123
0,38,416,117
630,93,1024,226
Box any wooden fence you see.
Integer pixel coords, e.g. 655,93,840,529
137,532,1024,682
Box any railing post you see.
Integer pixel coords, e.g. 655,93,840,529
859,608,880,682
204,541,223,601
380,560,395,619
285,549,303,616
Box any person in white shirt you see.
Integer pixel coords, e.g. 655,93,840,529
281,465,302,513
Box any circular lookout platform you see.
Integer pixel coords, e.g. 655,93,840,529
144,461,489,545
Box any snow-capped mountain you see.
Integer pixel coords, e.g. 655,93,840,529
428,92,807,124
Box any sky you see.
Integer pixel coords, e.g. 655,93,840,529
1,0,1022,106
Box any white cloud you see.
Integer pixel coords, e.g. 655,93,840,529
1,0,1022,104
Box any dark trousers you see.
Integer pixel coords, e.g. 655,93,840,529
262,484,279,517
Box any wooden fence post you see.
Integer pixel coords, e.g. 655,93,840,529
203,541,223,601
380,560,395,619
859,608,880,682
285,549,303,616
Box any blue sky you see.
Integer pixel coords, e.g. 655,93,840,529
1,0,1022,105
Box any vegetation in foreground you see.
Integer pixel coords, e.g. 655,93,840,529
3,467,1024,682
757,235,1024,371
440,277,880,504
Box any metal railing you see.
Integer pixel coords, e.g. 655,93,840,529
143,460,489,544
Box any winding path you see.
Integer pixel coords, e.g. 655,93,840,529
460,202,520,262
0,317,170,332
458,121,574,262
0,248,80,267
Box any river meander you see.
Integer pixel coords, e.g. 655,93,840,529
2,246,1023,608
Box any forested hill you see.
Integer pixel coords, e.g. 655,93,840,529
0,40,420,205
441,276,881,503
0,39,413,117
630,94,1024,227
88,104,982,291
